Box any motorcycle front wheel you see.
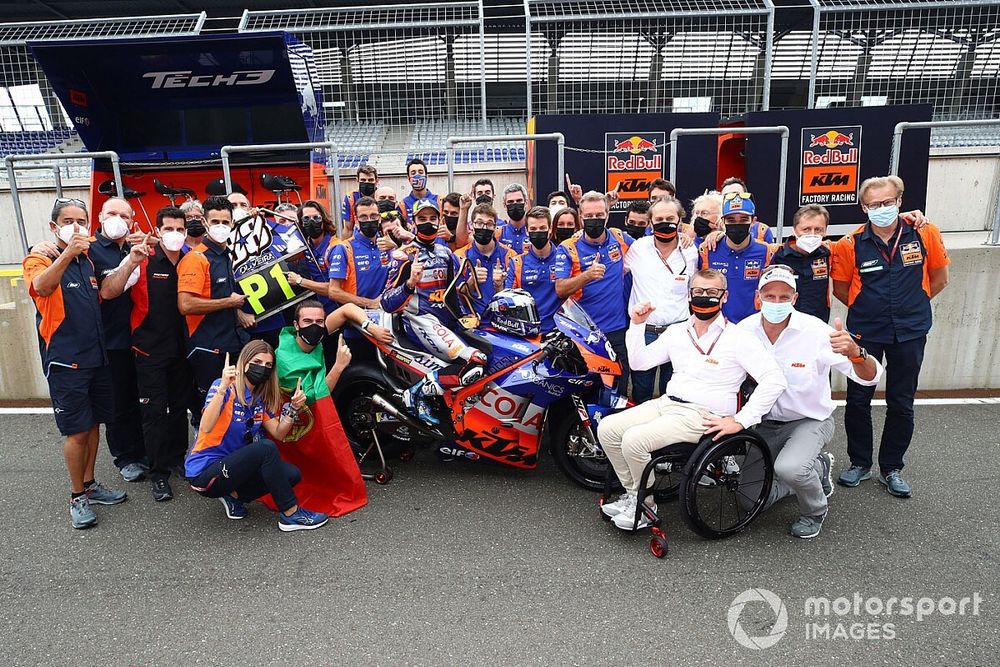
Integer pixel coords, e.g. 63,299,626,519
548,411,609,491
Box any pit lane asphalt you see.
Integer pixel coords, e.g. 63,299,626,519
0,404,996,666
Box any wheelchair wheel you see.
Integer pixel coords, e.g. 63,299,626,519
680,433,772,539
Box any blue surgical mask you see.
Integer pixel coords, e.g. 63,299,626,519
760,300,794,324
867,205,898,228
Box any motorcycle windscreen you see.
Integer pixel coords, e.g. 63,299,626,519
443,256,480,330
553,299,621,380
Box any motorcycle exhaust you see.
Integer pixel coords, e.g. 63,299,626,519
371,393,442,440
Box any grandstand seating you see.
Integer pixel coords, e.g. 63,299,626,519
0,128,76,157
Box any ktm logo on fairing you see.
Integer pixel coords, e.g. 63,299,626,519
143,70,276,89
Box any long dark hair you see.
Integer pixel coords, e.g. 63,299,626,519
298,199,335,236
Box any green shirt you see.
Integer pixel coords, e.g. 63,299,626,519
276,325,329,404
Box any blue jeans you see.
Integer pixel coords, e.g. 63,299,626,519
630,329,673,403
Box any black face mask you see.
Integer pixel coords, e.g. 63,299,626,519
473,228,494,246
652,222,679,242
555,227,575,242
475,194,493,206
528,231,549,250
245,363,272,386
185,219,206,237
297,322,326,347
377,199,396,214
624,224,646,240
725,223,751,245
693,216,713,238
301,216,324,238
583,218,606,239
416,222,439,242
359,221,380,239
506,203,525,221
689,295,723,321
359,182,376,197
444,215,460,232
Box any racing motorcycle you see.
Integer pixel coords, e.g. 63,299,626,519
332,260,628,490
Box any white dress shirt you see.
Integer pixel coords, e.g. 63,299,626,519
623,237,699,326
737,310,883,422
626,315,788,428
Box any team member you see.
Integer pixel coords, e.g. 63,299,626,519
496,184,530,253
647,178,676,200
505,206,563,332
621,200,652,240
547,191,571,209
690,192,723,246
720,178,774,242
85,198,150,482
374,186,408,226
341,165,379,232
832,175,950,498
552,207,580,243
24,198,127,528
738,265,882,538
456,204,519,315
118,206,192,502
454,178,498,247
597,269,786,530
624,196,698,402
698,193,773,323
768,204,834,322
553,191,632,394
324,196,389,312
438,192,464,250
177,196,251,421
402,158,436,221
181,200,206,251
288,200,338,316
185,340,329,531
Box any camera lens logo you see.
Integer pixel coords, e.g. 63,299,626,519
728,588,788,650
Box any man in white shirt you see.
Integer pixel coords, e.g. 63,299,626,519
596,268,788,530
738,265,882,539
623,195,699,402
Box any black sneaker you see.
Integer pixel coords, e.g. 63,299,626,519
152,478,174,502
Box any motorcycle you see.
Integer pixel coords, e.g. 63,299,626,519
333,259,628,490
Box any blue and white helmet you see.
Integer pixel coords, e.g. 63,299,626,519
483,288,542,338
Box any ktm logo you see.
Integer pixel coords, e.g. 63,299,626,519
614,178,652,193
809,172,851,187
143,70,276,89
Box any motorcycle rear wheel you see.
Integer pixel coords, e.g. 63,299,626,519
548,412,609,491
333,378,416,458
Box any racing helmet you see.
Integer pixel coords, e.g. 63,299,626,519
483,289,542,338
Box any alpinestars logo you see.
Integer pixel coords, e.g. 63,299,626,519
143,70,276,89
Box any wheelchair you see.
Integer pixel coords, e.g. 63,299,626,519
599,429,773,559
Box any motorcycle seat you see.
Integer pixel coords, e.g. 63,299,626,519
260,173,302,193
153,178,195,197
97,179,143,199
456,328,492,356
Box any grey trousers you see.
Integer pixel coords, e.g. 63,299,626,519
753,416,835,518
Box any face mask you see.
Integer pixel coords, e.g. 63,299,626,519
208,223,231,245
300,216,324,238
377,199,396,214
473,228,494,246
161,230,186,252
725,223,750,245
475,194,493,206
624,225,646,240
416,222,439,242
359,182,376,197
528,231,549,250
409,173,427,190
583,218,606,239
652,222,679,242
506,203,525,221
101,215,128,240
689,295,723,321
443,215,460,232
185,218,206,237
555,227,575,242
693,216,713,237
57,222,80,245
795,234,823,254
760,300,794,324
297,322,326,347
359,221,380,239
245,362,272,386
867,205,898,228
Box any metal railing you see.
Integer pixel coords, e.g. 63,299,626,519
890,119,1000,175
446,133,564,194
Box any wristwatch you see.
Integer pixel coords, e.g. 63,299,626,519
361,320,372,331
849,347,869,364
296,275,303,286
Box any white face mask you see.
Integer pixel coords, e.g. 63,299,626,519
208,223,232,245
161,230,186,252
760,300,794,324
795,234,823,254
101,214,129,240
57,223,80,244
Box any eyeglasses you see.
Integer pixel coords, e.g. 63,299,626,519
723,191,752,201
301,215,324,224
762,263,795,276
863,197,899,210
691,287,726,297
379,211,400,221
54,197,87,207
186,215,205,223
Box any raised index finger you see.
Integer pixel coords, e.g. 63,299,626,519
224,352,230,368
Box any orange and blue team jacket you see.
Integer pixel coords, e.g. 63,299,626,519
184,379,275,478
552,228,632,333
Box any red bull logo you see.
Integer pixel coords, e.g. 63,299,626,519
605,131,666,208
808,130,855,149
800,125,862,206
613,135,659,154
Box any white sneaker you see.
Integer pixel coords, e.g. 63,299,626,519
600,492,631,518
611,496,657,531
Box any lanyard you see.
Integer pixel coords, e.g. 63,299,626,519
687,324,724,356
657,245,685,275
874,224,903,265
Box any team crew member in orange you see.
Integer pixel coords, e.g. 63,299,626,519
23,198,128,529
831,175,950,498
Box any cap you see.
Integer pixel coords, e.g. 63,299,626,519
722,194,756,217
412,198,440,215
758,264,797,291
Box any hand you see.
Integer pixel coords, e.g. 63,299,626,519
290,377,306,410
65,231,91,258
702,230,725,251
492,258,505,290
585,258,605,282
286,271,303,287
334,342,353,371
702,414,744,441
126,231,156,246
437,221,452,240
830,317,861,358
900,209,928,230
229,292,247,308
406,259,424,288
368,324,394,344
474,259,488,284
220,353,237,390
128,242,150,265
565,174,583,203
30,240,60,259
236,310,255,328
631,301,656,325
605,181,622,202
679,225,696,249
364,297,382,310
460,192,473,209
377,235,398,252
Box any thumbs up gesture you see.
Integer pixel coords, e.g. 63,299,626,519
493,258,506,290
290,376,306,410
586,257,606,282
474,259,488,283
406,259,424,288
829,317,861,358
